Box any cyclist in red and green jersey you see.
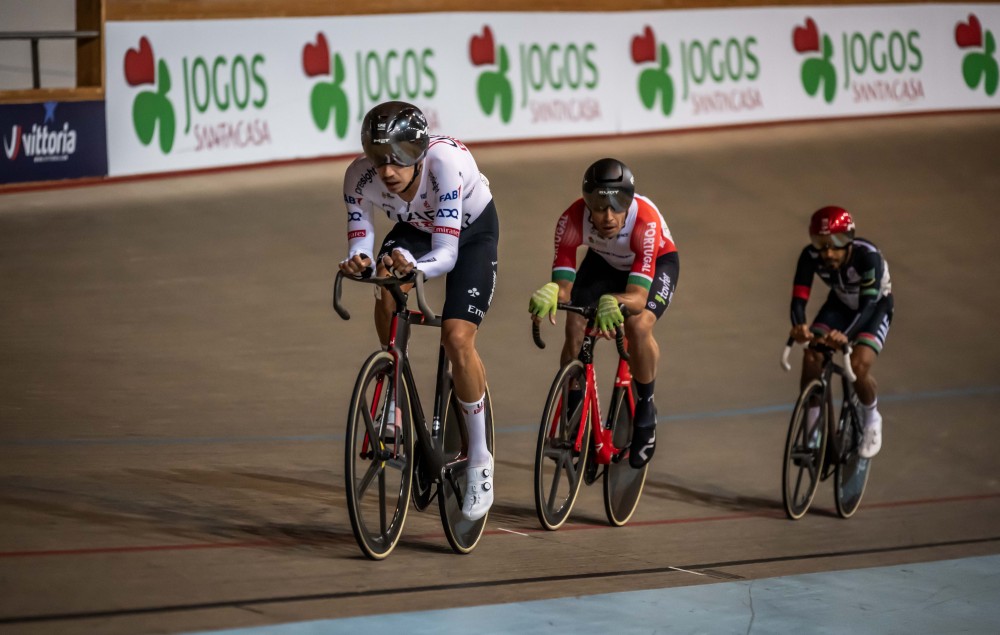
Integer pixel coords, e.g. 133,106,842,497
529,158,679,468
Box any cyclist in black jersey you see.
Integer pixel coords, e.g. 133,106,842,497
789,206,893,458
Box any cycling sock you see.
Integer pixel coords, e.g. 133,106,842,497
459,393,491,466
634,379,656,428
862,398,879,425
806,405,820,432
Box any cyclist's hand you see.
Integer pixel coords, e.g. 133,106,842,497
823,329,849,349
595,294,625,336
340,253,373,279
382,248,416,279
529,282,560,325
790,323,812,344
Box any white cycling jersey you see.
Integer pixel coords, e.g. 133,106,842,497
343,135,493,279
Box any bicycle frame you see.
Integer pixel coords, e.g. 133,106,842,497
537,304,633,465
373,287,466,493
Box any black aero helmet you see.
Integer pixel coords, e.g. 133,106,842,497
361,101,429,167
582,158,635,212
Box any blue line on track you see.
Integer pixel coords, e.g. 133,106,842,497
4,385,997,448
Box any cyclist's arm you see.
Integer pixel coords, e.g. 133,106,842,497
343,161,377,263
845,249,885,338
790,246,815,327
551,202,585,285
408,155,462,279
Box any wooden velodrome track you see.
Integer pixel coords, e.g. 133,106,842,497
1,112,999,635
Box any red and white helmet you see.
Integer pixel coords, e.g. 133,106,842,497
809,206,855,248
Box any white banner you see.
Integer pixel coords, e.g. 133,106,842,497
105,4,1000,176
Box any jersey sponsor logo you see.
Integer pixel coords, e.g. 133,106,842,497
344,195,362,206
347,211,363,221
348,230,366,239
354,167,377,195
554,214,569,245
641,221,658,271
439,187,461,202
467,304,486,318
437,207,459,219
435,226,460,237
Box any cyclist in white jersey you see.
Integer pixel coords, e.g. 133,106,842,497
529,158,679,468
338,101,499,521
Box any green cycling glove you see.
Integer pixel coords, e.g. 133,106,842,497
529,282,560,320
595,294,625,333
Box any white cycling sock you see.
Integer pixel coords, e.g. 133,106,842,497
862,398,879,425
806,406,820,432
459,393,491,466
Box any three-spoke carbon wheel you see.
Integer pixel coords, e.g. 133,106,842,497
603,390,647,526
782,379,828,520
834,395,872,518
344,352,414,560
438,384,495,554
534,361,591,530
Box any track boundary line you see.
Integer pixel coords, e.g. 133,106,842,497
2,535,998,625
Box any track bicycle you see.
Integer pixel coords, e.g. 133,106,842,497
780,338,872,520
531,303,648,530
334,271,495,560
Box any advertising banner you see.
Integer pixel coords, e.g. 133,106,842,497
104,4,1000,177
1,101,109,184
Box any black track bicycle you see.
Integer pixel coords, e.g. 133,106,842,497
780,339,872,519
531,303,647,530
334,271,494,559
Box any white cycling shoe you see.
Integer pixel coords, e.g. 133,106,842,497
859,411,883,459
461,455,494,521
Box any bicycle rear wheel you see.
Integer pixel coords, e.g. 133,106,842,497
344,351,414,560
782,379,828,520
604,388,647,527
834,391,872,518
534,360,591,531
438,384,495,554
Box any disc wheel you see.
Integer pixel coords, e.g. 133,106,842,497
438,384,495,554
534,361,591,531
604,389,647,526
344,351,414,560
834,392,872,518
782,379,828,520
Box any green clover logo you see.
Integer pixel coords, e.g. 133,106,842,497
632,27,674,117
793,18,837,104
956,15,999,96
470,26,514,123
303,33,349,137
124,37,176,154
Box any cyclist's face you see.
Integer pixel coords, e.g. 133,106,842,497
815,240,850,268
588,206,627,238
376,162,418,194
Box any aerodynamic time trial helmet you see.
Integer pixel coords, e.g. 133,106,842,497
361,101,429,167
809,205,855,249
582,158,635,213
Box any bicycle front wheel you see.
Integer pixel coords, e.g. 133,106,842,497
439,384,495,554
604,388,647,527
344,351,414,560
834,391,872,518
534,360,591,531
782,379,828,520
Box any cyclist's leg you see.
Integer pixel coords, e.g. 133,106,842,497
563,252,616,410
851,296,893,458
441,204,498,520
802,295,850,438
627,252,678,468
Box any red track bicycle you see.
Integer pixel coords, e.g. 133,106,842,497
531,303,648,530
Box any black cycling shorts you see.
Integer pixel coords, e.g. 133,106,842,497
377,200,499,326
811,293,894,354
570,250,679,319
